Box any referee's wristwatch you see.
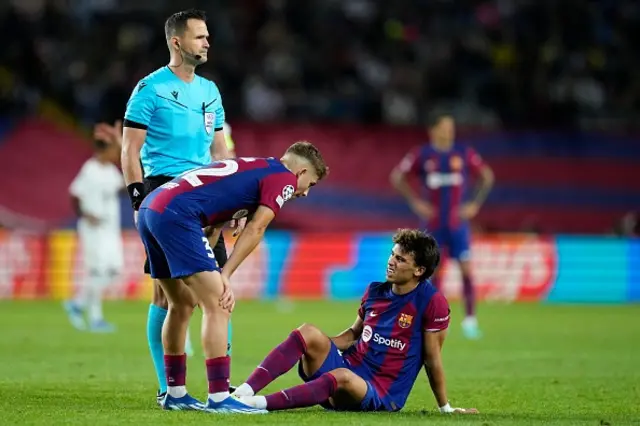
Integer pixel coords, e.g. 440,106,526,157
127,182,146,210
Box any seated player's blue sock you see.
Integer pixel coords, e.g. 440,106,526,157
227,319,233,356
147,304,168,393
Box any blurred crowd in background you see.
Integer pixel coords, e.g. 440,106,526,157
2,0,640,130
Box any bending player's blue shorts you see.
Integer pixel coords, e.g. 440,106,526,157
430,225,471,261
137,207,219,279
297,340,385,412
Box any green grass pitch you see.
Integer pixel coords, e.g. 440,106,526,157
1,300,639,425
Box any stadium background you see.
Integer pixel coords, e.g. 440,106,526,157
0,1,639,424
0,0,638,304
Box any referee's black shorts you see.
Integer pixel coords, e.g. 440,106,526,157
141,175,228,275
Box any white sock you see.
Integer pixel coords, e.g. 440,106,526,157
87,274,107,323
209,391,230,403
233,383,255,397
253,395,267,410
168,386,187,398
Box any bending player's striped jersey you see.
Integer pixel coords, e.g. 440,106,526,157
397,144,485,230
140,157,297,227
343,281,450,411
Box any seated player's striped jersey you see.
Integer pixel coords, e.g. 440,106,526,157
396,144,485,230
343,281,450,411
140,157,297,227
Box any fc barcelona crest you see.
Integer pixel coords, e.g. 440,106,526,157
398,313,413,328
204,112,215,135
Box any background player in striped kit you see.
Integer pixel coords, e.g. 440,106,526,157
120,9,235,404
390,113,494,339
233,229,477,414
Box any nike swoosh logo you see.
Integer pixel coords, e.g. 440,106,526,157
369,312,377,317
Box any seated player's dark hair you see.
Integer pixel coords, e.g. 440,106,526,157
392,229,440,280
426,110,453,128
286,141,329,180
165,9,207,39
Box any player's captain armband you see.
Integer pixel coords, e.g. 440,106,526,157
127,182,146,210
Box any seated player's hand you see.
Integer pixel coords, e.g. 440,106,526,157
439,403,478,414
219,274,235,312
453,407,479,414
459,202,479,220
410,199,435,220
231,217,247,237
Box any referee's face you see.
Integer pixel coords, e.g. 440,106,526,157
182,19,210,64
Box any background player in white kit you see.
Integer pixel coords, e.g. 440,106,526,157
63,121,124,332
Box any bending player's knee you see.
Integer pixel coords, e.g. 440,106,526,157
168,301,194,320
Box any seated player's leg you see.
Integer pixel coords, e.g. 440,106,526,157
450,225,480,339
238,368,380,412
234,323,333,397
156,217,265,414
137,209,205,411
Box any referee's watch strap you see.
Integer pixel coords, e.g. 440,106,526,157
127,182,146,210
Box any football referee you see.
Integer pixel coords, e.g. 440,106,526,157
121,9,235,405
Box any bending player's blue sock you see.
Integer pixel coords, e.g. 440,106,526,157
147,304,168,393
227,319,233,355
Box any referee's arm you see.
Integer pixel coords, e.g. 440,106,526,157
122,80,156,210
210,91,232,160
212,129,232,160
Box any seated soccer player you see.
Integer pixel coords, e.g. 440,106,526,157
233,229,478,414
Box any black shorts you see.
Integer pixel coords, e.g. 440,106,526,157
141,175,228,274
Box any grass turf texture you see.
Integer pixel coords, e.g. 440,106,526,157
1,300,638,425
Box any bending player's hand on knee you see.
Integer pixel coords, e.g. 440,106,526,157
219,274,235,312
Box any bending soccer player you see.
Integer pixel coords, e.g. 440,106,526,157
233,229,478,415
136,143,328,412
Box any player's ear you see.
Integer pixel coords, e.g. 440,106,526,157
296,168,308,178
414,266,426,278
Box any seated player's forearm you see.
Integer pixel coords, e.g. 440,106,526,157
425,363,448,407
330,328,358,351
221,224,265,278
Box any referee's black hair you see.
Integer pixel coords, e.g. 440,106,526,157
165,9,207,40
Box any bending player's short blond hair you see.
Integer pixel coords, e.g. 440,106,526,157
285,141,329,180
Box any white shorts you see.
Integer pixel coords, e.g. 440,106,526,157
78,227,123,275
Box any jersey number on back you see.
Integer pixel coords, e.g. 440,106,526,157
182,160,239,187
